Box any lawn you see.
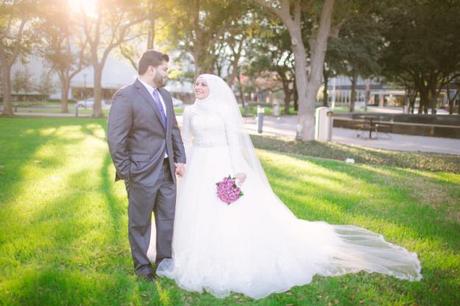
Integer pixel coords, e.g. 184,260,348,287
0,117,459,305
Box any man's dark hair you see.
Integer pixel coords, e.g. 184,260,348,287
138,50,169,74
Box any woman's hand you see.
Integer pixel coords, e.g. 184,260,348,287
235,172,247,185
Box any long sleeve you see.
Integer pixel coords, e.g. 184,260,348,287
181,106,193,157
224,115,249,175
107,91,132,180
171,105,186,164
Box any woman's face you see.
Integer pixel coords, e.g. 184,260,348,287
194,77,209,100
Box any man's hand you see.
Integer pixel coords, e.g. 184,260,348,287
175,163,186,177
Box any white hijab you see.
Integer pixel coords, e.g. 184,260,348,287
194,74,271,188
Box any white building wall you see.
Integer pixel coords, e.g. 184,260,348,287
10,51,193,100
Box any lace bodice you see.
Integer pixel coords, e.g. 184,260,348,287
187,108,227,147
181,103,247,173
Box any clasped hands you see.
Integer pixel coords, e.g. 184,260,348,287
175,163,186,177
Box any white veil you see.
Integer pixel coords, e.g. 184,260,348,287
196,74,271,188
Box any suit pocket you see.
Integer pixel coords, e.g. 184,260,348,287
129,153,152,176
130,153,151,161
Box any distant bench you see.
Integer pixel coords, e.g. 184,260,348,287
331,113,460,139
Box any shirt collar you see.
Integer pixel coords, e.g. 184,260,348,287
138,77,157,94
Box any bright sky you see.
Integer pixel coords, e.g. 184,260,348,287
68,0,98,18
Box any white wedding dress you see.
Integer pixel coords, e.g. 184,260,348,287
157,75,422,299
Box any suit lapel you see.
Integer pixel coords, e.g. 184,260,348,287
134,79,166,130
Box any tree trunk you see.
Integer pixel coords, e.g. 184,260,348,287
228,39,244,86
446,83,459,114
278,71,291,114
364,79,370,112
284,91,291,114
349,72,357,112
408,88,417,114
301,0,335,140
93,64,103,117
293,81,298,111
291,38,311,139
410,96,416,114
192,47,213,76
447,82,453,114
323,68,329,107
190,0,215,76
61,77,70,113
404,95,409,113
429,83,438,115
283,83,292,115
1,63,13,116
418,85,429,114
261,0,334,140
256,0,334,139
236,73,245,108
430,95,437,115
147,2,155,49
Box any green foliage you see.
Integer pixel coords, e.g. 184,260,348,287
327,8,384,78
379,0,460,113
0,0,40,59
158,0,252,75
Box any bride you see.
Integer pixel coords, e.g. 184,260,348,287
156,74,422,299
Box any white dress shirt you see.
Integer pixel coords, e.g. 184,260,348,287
138,77,169,158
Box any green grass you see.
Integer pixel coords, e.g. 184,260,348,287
173,107,184,115
12,104,170,117
0,117,459,305
13,105,109,116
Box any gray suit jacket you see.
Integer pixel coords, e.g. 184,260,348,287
107,79,186,186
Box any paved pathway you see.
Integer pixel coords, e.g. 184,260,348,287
241,116,460,155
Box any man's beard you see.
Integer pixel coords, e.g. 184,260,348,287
154,74,167,87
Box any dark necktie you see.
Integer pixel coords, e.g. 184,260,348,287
152,89,167,128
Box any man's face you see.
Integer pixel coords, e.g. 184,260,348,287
152,61,169,87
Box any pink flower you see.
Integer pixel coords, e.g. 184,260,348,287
216,175,244,204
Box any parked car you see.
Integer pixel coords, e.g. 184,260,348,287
76,98,94,108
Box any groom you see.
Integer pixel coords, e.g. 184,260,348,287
107,50,186,281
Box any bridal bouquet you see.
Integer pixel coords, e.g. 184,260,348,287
216,176,244,204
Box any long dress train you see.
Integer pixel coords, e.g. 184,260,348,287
157,75,421,299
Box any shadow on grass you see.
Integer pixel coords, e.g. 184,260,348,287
100,152,125,245
2,268,143,305
0,118,95,207
0,167,145,304
0,118,170,305
80,123,108,142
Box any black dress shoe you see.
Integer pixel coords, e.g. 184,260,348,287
137,272,156,282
